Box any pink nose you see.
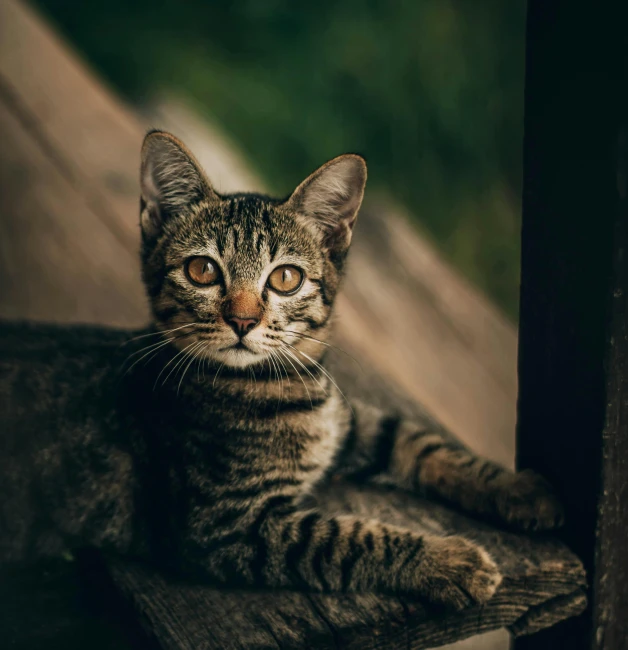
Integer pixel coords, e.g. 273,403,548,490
227,316,259,337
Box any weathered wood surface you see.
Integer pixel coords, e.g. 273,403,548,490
0,1,586,648
102,357,586,649
515,1,628,649
108,486,586,650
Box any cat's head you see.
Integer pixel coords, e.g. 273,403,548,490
139,130,367,369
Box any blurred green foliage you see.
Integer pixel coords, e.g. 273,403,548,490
35,0,525,319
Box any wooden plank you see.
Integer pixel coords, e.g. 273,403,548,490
0,0,144,253
515,1,628,648
0,95,146,326
106,482,586,650
337,204,516,465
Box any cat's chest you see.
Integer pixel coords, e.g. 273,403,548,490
193,391,349,486
264,392,350,485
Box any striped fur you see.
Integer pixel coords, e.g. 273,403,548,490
0,132,563,610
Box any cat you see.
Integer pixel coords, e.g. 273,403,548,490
0,130,563,610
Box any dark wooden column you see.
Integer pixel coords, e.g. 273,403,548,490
516,1,628,649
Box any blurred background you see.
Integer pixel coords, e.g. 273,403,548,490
34,0,525,320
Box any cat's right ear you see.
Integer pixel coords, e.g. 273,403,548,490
140,130,218,239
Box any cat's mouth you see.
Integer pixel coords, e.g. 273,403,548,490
221,341,252,352
211,338,272,368
213,339,271,369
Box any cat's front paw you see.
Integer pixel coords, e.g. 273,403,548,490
417,536,502,610
493,469,564,531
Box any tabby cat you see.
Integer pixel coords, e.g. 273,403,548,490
0,131,563,610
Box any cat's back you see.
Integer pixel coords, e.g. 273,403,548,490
1,320,131,421
0,319,145,445
0,321,145,561
0,319,133,366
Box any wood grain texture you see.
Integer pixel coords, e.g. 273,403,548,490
0,94,146,326
0,0,144,253
337,202,517,465
106,482,586,650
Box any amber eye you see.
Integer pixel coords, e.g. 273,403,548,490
267,265,304,295
185,256,221,286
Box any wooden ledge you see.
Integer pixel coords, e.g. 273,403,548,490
105,484,586,649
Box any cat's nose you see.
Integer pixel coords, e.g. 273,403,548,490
223,291,263,337
226,316,259,337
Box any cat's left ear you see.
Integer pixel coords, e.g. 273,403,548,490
286,154,367,253
140,130,219,239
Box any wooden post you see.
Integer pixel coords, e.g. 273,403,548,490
516,1,628,649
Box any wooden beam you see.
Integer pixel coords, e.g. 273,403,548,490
107,494,586,650
515,1,628,648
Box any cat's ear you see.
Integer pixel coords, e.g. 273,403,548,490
286,154,367,253
140,130,218,239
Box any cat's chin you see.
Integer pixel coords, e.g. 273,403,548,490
210,346,269,369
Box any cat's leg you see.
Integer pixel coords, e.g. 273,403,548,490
185,500,502,609
334,401,564,531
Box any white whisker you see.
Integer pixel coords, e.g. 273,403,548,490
163,341,198,388
284,341,352,412
273,351,291,392
212,361,226,388
281,343,328,395
121,322,199,346
177,341,204,395
269,350,288,412
155,340,198,389
284,330,362,372
278,348,314,409
121,337,174,375
268,352,283,411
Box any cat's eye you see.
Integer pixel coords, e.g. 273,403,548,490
185,256,221,286
267,265,304,295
